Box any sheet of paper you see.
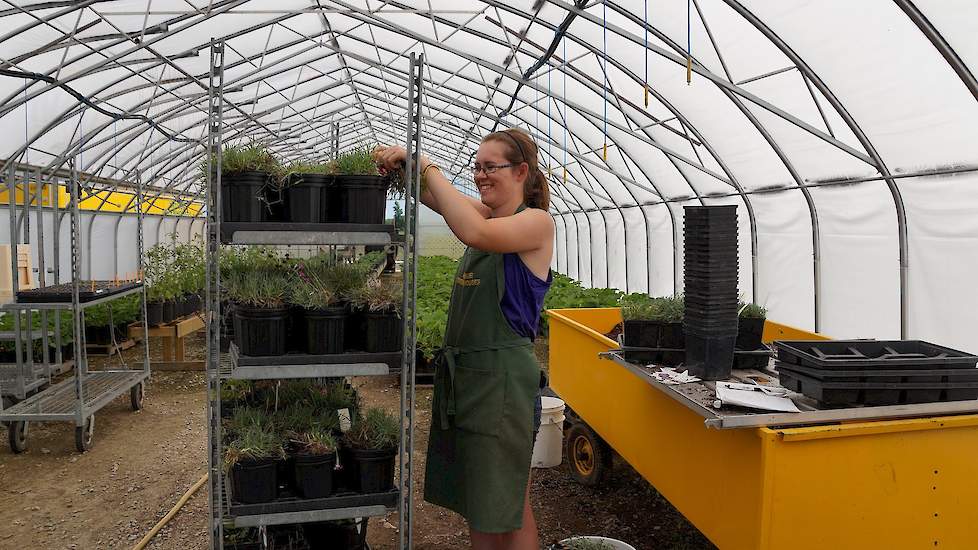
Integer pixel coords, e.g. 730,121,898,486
715,381,801,412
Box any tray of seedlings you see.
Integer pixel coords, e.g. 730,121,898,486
16,280,142,303
222,379,399,518
224,255,403,372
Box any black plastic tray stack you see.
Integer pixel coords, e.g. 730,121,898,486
774,340,978,407
683,206,739,381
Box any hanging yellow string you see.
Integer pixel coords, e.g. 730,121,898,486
686,0,692,85
603,143,608,161
563,167,567,182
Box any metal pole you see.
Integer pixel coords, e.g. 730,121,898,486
205,37,225,550
136,171,150,376
5,161,25,400
34,167,51,381
51,178,62,366
70,158,85,427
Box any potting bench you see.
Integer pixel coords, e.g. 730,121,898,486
203,43,424,550
548,307,978,550
130,314,206,371
1,161,151,454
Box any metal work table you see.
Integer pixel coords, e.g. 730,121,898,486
600,350,978,429
0,370,148,422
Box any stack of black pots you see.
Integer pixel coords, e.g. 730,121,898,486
683,206,739,381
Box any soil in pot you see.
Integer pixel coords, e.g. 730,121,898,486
293,451,337,499
221,171,270,223
329,175,388,224
285,173,331,223
305,306,347,355
146,301,164,326
365,309,402,352
233,305,288,356
229,457,279,504
347,447,396,493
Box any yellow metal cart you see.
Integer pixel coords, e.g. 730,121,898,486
548,308,978,550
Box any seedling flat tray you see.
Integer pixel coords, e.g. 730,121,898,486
16,281,142,303
228,488,398,518
774,340,978,370
778,367,978,407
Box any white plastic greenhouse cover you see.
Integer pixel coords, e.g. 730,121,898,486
1,0,976,351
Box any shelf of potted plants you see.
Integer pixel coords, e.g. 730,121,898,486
215,146,400,246
221,380,398,527
221,255,401,380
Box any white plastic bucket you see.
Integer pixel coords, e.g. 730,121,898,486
531,396,565,468
558,536,637,550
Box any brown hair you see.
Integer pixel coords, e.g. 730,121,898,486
482,128,550,210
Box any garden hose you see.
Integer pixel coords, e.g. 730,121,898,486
132,473,208,550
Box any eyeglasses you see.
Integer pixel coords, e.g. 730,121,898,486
470,162,517,176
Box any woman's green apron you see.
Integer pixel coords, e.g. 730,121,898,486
423,244,540,533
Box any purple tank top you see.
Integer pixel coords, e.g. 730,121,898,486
500,253,553,340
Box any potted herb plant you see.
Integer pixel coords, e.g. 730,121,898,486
351,277,402,353
342,407,399,493
226,267,291,356
289,427,338,499
328,147,389,224
620,294,685,366
204,142,280,223
225,420,286,504
292,263,347,355
737,301,767,350
281,161,332,223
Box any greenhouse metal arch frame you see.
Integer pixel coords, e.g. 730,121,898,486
2,0,977,351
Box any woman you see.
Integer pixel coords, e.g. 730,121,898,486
374,128,553,550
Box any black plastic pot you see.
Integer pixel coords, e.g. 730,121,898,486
233,304,288,356
736,317,765,350
347,447,396,493
146,301,164,326
287,306,306,354
303,520,364,550
163,299,177,323
658,322,686,367
345,307,367,351
330,175,389,224
229,457,279,504
293,451,336,499
684,332,736,381
365,310,402,352
263,185,287,222
84,325,113,346
285,173,331,223
305,306,347,355
222,171,271,223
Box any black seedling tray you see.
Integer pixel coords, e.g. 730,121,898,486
774,340,978,370
777,367,978,407
228,487,398,517
16,281,142,303
776,362,978,381
221,222,396,243
235,348,401,369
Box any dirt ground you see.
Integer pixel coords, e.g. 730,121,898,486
0,334,714,550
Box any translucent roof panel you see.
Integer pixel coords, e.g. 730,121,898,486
1,0,977,347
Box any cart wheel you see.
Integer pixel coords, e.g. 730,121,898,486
8,421,28,454
565,421,612,487
130,382,145,411
75,416,94,453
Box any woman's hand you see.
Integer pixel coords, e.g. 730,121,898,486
372,145,431,174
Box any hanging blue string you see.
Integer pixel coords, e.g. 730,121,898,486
687,0,692,84
563,36,567,182
548,50,552,177
602,0,608,161
24,88,29,166
644,0,649,107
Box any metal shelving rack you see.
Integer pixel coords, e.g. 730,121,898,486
205,40,423,549
0,160,151,453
